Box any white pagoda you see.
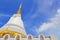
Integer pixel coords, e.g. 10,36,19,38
0,4,26,37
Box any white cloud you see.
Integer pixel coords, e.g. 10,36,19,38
31,0,54,19
0,14,10,17
36,8,60,33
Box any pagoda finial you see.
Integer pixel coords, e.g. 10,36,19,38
16,4,22,14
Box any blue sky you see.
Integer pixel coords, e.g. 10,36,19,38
0,0,60,40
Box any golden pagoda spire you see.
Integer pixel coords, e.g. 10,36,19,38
16,4,22,14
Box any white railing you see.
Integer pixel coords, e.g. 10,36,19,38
0,34,56,40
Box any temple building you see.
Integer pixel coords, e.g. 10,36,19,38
0,4,26,37
0,4,57,40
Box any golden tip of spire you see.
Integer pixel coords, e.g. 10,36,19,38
16,8,21,14
16,4,22,14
